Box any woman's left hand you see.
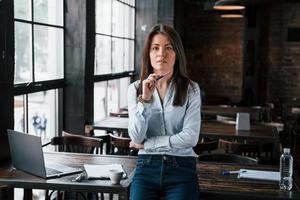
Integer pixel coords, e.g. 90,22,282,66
129,141,144,149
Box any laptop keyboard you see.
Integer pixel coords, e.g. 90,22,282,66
46,167,62,175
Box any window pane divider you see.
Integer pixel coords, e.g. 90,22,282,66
14,18,64,29
95,32,134,40
93,71,136,82
115,0,135,8
14,79,65,95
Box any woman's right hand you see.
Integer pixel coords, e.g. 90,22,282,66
142,74,159,101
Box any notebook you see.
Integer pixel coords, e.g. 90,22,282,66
7,129,82,179
238,169,280,182
84,164,127,179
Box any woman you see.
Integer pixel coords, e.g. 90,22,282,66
128,24,201,200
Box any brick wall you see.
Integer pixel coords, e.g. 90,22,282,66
181,2,300,104
182,3,244,104
267,3,300,101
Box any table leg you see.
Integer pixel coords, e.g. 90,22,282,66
119,191,129,200
23,189,32,200
0,187,13,200
274,136,280,162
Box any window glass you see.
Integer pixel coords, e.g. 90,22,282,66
107,80,119,114
14,0,32,20
27,90,57,140
94,82,107,122
95,35,111,74
124,39,134,71
112,37,124,73
34,25,64,81
112,0,124,37
95,0,134,75
119,77,130,109
131,0,136,7
14,95,26,133
33,0,63,26
124,6,135,39
14,22,33,84
96,0,111,35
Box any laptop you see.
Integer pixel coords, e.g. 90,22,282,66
7,129,82,179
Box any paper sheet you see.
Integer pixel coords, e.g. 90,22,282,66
84,164,125,179
238,169,280,182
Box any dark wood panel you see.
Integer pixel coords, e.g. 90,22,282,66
64,0,88,135
0,0,14,163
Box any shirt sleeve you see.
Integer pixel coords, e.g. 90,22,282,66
144,83,201,152
127,82,152,144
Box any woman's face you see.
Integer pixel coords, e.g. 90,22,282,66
149,34,176,73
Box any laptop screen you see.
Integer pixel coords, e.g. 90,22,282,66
7,129,82,179
7,129,47,177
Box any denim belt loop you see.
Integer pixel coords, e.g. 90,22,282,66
147,155,153,165
172,156,179,167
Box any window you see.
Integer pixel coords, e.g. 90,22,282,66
94,77,130,122
14,0,64,139
14,90,59,141
14,0,63,83
94,0,135,123
95,0,135,75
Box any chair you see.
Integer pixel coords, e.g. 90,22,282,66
46,134,104,200
193,140,219,155
198,153,258,164
216,115,236,124
51,135,103,154
109,133,137,156
109,112,128,137
109,111,129,118
218,139,261,158
61,130,104,154
218,139,275,164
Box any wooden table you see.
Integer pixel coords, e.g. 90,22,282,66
202,105,263,121
94,117,129,133
94,117,278,142
201,120,280,159
94,117,280,158
0,152,137,200
0,152,299,199
198,162,300,199
201,120,277,141
93,117,129,153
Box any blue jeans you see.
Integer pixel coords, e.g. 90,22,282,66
130,155,199,200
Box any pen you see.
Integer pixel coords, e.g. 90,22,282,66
156,71,171,81
221,170,247,175
72,173,84,182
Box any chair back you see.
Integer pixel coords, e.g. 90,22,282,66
109,134,137,155
193,140,218,155
109,111,129,118
218,139,274,162
198,153,258,164
50,135,103,154
219,139,261,157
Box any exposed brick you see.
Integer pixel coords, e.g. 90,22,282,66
183,4,243,104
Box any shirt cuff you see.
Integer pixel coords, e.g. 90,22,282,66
144,136,170,152
137,101,152,116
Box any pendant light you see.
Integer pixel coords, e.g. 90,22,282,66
213,0,245,10
220,10,244,18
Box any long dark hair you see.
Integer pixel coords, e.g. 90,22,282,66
138,24,191,106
